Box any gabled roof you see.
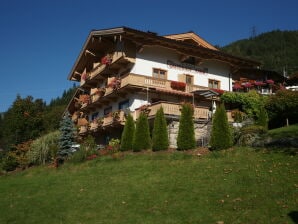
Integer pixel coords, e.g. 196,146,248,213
68,26,261,81
163,32,218,51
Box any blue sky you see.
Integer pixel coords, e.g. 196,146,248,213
0,0,297,112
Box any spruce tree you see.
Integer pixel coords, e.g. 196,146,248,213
210,103,233,150
132,112,151,152
58,113,75,158
152,107,169,151
120,113,135,151
177,103,196,150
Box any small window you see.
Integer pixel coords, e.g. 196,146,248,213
153,68,167,79
208,79,220,89
91,112,99,120
118,100,129,110
104,106,112,116
185,75,194,85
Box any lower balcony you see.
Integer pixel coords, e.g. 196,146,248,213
134,101,210,121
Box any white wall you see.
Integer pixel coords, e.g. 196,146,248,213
130,46,232,91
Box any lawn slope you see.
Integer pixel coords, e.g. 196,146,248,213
0,148,297,224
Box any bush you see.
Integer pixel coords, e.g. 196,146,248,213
210,103,233,150
237,125,267,146
132,112,151,152
120,114,135,151
1,155,18,172
27,131,60,165
152,107,169,151
177,103,196,150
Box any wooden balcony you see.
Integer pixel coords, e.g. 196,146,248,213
78,73,212,112
135,101,210,120
80,53,135,87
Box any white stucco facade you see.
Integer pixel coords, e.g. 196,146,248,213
130,46,232,91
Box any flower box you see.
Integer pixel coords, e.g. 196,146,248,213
107,78,121,90
170,81,186,91
211,88,224,95
101,55,112,65
266,79,274,85
254,81,266,86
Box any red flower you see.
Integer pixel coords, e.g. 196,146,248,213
254,81,266,86
266,79,274,85
211,88,224,94
233,84,243,89
171,81,186,91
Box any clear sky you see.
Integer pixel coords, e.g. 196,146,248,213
0,0,297,112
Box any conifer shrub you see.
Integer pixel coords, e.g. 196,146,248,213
177,103,196,150
256,106,268,130
120,113,135,151
210,103,233,150
58,114,76,159
152,107,169,151
132,112,151,152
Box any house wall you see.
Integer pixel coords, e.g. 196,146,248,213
130,46,232,91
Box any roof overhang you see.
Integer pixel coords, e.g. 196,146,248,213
67,26,261,81
192,89,219,98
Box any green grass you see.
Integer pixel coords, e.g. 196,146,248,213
268,124,298,139
0,148,297,224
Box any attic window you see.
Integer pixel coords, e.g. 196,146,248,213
183,56,196,65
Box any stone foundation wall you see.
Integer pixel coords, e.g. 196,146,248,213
167,120,212,148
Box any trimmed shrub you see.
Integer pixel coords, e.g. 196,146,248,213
152,107,169,151
120,114,135,151
177,103,196,150
132,112,151,152
210,103,233,150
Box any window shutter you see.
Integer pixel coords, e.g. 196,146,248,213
178,74,185,82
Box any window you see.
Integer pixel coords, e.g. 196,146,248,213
185,75,194,85
208,79,220,89
118,100,129,110
91,112,99,120
153,68,167,79
104,106,112,116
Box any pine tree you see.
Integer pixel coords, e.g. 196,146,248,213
177,103,196,150
210,103,233,150
132,112,151,152
120,113,135,151
58,113,75,158
152,107,169,151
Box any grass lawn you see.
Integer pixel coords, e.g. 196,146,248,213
0,148,297,224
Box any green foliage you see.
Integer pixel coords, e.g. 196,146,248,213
132,112,151,152
256,106,268,130
152,107,169,151
210,104,233,150
1,95,46,148
120,114,135,151
265,90,298,128
222,30,298,76
69,135,97,164
108,138,120,152
58,114,75,158
177,103,196,150
221,90,266,119
27,131,60,165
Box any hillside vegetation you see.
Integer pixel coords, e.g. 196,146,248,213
222,30,298,76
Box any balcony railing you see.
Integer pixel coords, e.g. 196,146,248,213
135,101,210,120
78,74,211,111
80,53,135,87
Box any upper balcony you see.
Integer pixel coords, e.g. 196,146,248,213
80,52,135,88
77,73,211,112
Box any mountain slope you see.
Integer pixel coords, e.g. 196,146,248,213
221,30,298,76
